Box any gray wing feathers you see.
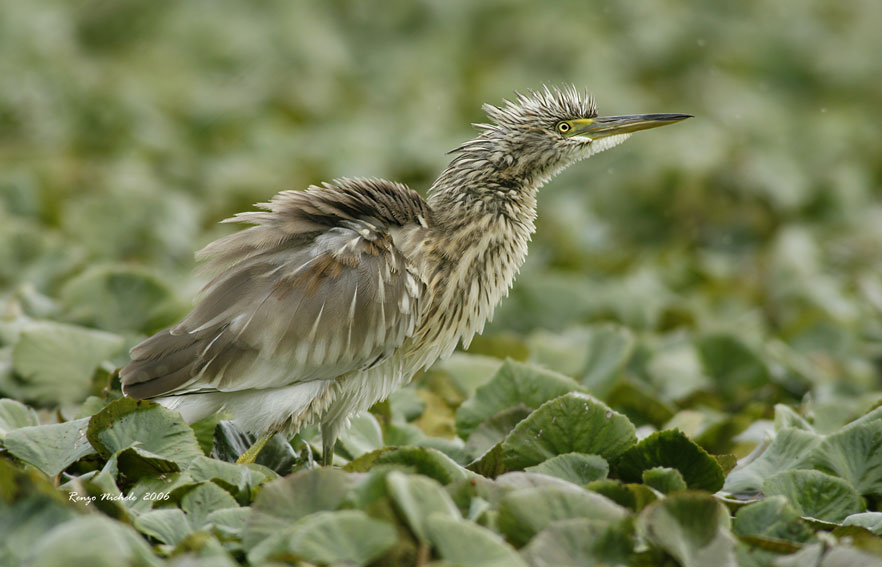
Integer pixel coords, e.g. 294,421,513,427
195,177,429,274
121,178,429,400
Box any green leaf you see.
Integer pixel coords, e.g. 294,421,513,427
242,468,353,551
0,460,80,566
284,510,397,567
638,492,737,567
524,453,609,485
605,379,676,427
212,421,297,474
180,481,239,529
842,512,882,536
501,392,636,470
169,532,237,564
125,472,195,514
528,327,596,378
134,508,193,546
694,414,751,458
432,352,506,400
338,412,384,459
723,427,823,495
415,438,470,466
520,518,635,567
456,360,585,439
715,454,738,477
733,496,814,543
60,461,128,522
190,412,224,455
496,470,591,492
642,466,688,494
773,404,814,432
464,405,533,460
60,265,183,334
466,334,530,362
579,323,635,393
205,507,251,540
4,417,95,477
807,420,882,496
386,388,427,422
770,542,882,567
645,341,711,401
386,470,460,542
762,470,864,523
186,455,271,504
115,446,180,481
426,513,527,567
344,446,470,485
615,429,724,492
586,479,658,512
28,516,163,567
11,321,124,405
467,442,507,479
0,398,38,440
74,395,110,420
497,484,629,547
87,398,203,466
446,475,507,521
187,454,246,489
845,404,882,430
697,334,770,397
384,421,426,446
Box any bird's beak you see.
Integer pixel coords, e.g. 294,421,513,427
568,113,692,140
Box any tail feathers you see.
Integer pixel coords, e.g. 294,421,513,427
121,329,205,399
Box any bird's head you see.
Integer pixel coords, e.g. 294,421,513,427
464,86,691,185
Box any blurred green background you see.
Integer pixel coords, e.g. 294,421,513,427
1,0,881,418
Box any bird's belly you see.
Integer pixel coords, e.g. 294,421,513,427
158,379,339,435
318,354,418,427
159,352,421,438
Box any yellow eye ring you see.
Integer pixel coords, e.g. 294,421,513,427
556,122,571,134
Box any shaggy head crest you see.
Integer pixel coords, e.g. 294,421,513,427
437,85,689,198
440,86,607,182
481,85,597,128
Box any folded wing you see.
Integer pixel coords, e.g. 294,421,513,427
121,178,429,399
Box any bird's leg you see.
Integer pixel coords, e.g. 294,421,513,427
236,431,275,465
321,434,335,467
320,420,339,466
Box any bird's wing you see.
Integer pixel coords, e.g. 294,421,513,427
121,178,430,399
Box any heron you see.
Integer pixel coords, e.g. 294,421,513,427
120,86,690,466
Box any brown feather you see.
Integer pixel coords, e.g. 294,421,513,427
120,178,428,400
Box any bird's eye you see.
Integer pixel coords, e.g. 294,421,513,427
556,122,572,134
